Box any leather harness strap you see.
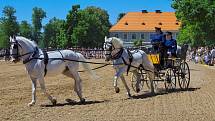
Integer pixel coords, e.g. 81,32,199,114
43,50,49,77
122,49,133,75
127,49,133,75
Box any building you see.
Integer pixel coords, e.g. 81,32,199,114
109,10,181,47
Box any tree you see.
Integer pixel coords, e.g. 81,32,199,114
43,17,65,49
65,5,80,47
133,39,143,47
0,23,8,48
32,7,46,45
117,13,126,22
19,21,32,39
172,0,215,47
56,28,67,48
0,6,19,48
71,6,111,48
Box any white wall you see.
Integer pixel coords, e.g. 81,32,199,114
110,31,178,47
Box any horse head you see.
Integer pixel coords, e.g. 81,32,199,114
103,37,123,61
9,36,38,63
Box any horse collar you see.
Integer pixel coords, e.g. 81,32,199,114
22,47,39,64
111,48,124,60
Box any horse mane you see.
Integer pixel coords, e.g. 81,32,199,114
111,37,124,48
16,36,38,48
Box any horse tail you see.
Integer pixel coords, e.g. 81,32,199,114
77,53,98,80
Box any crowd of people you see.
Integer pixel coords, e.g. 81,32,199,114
187,46,215,66
70,47,105,59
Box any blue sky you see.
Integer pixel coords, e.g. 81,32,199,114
0,0,175,25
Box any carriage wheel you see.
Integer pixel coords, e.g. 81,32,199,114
178,62,190,90
131,72,146,93
164,68,177,91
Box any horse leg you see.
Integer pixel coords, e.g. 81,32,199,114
133,70,140,93
113,67,125,93
147,71,155,94
120,75,131,97
38,77,57,105
143,62,155,94
69,70,85,103
28,77,37,107
113,76,120,93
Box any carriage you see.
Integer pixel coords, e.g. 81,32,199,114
131,44,190,92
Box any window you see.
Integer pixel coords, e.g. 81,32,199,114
114,34,118,38
141,33,144,39
132,34,136,39
123,34,127,39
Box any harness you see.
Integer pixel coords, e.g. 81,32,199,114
22,47,39,64
111,48,123,60
43,50,49,76
11,38,50,77
122,49,133,75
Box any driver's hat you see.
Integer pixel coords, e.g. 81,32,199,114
155,27,161,30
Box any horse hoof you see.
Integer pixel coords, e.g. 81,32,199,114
80,98,86,104
52,98,57,105
136,88,140,93
127,93,132,98
115,87,120,93
28,102,35,107
151,91,155,96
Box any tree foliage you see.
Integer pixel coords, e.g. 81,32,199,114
71,6,111,48
19,21,32,39
133,39,143,47
32,7,46,45
0,5,111,49
0,6,19,48
117,13,126,22
65,5,80,47
43,17,65,49
172,0,215,47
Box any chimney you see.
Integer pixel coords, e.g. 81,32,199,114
142,10,148,13
155,10,162,13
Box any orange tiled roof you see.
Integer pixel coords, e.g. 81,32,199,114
110,12,180,32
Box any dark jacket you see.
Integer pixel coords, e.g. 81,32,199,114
163,38,177,54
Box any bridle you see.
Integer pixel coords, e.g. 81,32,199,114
104,41,123,60
10,38,38,63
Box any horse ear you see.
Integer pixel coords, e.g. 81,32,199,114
9,36,13,42
13,35,16,40
105,36,107,42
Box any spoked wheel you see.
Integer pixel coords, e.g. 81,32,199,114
178,62,190,90
131,72,148,93
164,68,177,91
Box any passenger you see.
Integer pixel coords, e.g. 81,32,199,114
163,31,177,57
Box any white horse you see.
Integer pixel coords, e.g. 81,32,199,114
9,36,96,106
103,37,155,97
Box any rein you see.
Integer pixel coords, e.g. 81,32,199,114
10,40,38,64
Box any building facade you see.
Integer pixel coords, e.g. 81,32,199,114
109,10,180,47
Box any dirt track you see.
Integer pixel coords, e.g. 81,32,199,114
0,60,215,121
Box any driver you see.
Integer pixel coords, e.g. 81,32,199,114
151,27,165,52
